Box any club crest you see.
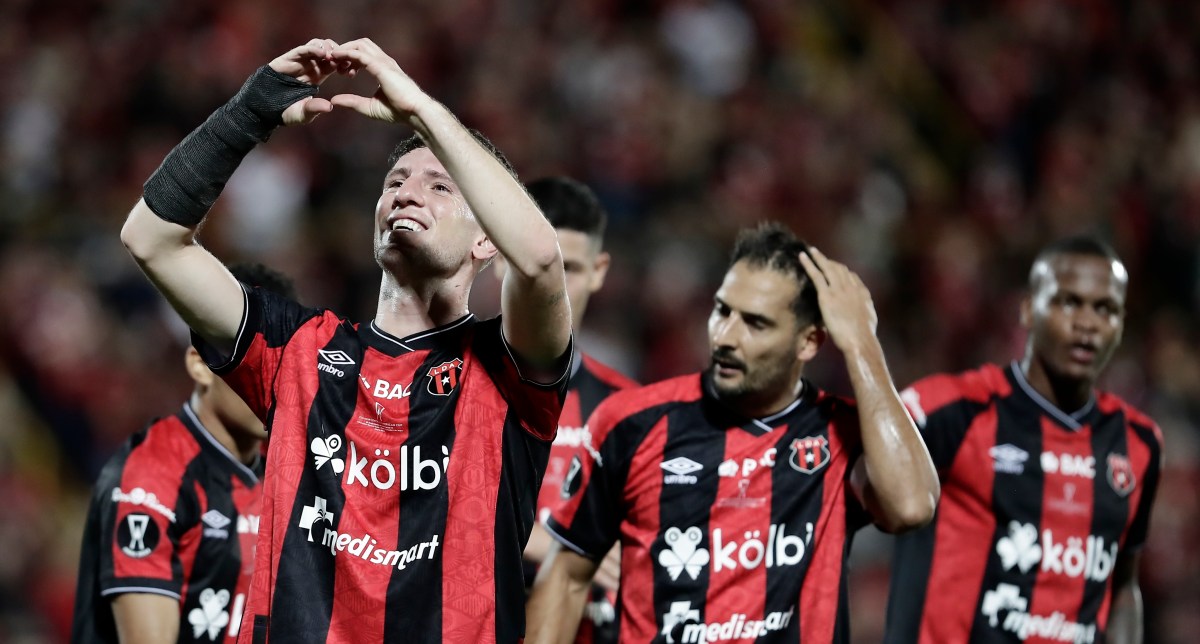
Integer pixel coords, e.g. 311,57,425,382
427,358,464,396
1107,453,1136,496
788,436,830,474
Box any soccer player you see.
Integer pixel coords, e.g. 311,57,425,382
885,237,1163,644
526,223,939,643
72,263,295,644
509,177,638,643
119,38,572,643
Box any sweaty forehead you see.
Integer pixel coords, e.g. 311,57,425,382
717,261,800,315
388,147,449,177
1034,254,1127,299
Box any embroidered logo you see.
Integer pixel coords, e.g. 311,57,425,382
788,436,830,474
1107,454,1136,496
427,358,464,396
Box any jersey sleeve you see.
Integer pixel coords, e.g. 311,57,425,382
545,396,634,559
191,284,323,422
94,454,198,600
899,372,989,471
470,317,572,441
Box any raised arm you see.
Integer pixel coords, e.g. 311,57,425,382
329,39,571,374
526,541,601,644
799,248,939,533
120,40,340,353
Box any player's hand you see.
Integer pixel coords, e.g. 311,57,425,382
594,545,621,593
269,38,341,126
328,38,434,123
798,247,878,354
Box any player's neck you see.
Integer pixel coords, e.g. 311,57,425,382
1018,355,1093,414
189,393,262,466
375,271,472,338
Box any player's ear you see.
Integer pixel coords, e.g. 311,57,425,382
589,251,611,292
185,347,215,387
473,235,498,262
796,324,824,362
1019,296,1032,329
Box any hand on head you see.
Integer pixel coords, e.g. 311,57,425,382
798,247,879,354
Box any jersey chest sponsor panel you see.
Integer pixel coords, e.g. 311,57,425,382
549,375,863,643
888,363,1163,644
72,405,262,644
201,288,564,644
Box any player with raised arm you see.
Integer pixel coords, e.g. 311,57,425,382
119,38,571,643
526,223,938,643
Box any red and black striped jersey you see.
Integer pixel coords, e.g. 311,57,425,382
196,286,568,644
548,373,868,644
72,403,262,644
885,362,1164,644
537,353,638,522
533,353,637,644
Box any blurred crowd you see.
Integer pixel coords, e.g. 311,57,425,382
1,0,1198,641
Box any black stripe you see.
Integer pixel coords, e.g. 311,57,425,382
495,413,552,643
382,349,458,644
764,395,833,642
1077,410,1133,627
885,519,937,642
269,325,362,640
653,404,723,643
574,366,620,426
969,401,1044,641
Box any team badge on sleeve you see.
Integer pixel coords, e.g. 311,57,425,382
1106,453,1136,496
427,358,464,396
788,436,830,474
118,513,160,558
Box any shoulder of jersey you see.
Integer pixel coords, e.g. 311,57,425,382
109,415,201,488
909,362,1010,403
580,353,639,389
591,373,702,423
1095,390,1164,444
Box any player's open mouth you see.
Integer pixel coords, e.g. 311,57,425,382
391,218,426,233
1068,341,1098,363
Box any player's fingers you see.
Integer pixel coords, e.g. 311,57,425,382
304,97,333,115
799,252,828,289
329,93,371,114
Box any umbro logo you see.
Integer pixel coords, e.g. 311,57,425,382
319,349,356,365
202,509,232,539
318,349,356,378
661,457,702,485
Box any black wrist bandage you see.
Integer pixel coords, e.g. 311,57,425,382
142,66,319,227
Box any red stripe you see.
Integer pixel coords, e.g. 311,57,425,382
919,406,999,643
112,417,199,581
179,479,206,606
229,477,260,642
326,348,419,642
239,325,327,639
616,416,669,643
580,354,639,390
441,357,507,643
798,415,853,643
1027,419,1094,635
702,428,774,635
